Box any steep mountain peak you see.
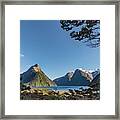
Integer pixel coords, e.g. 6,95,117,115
79,68,92,74
32,64,41,73
28,64,41,73
74,68,86,75
92,69,100,78
74,69,81,74
74,68,93,81
53,67,100,86
65,71,74,80
34,64,39,67
20,64,56,86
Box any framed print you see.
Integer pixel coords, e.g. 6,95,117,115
0,0,119,119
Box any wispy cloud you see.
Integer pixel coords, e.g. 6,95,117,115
20,54,24,57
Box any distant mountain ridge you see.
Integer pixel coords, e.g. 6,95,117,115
89,73,100,89
20,64,56,86
53,68,100,86
91,69,100,79
20,64,100,87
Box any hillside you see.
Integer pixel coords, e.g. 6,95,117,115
20,64,56,87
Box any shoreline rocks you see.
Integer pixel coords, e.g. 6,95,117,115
20,87,100,100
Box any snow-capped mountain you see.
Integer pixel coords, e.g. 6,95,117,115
53,68,99,86
89,72,100,89
65,72,74,80
20,64,100,87
91,69,100,79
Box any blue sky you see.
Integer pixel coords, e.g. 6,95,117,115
20,20,100,80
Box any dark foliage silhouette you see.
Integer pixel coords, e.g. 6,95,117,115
60,20,100,48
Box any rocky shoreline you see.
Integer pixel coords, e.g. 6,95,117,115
20,64,100,100
20,87,100,100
